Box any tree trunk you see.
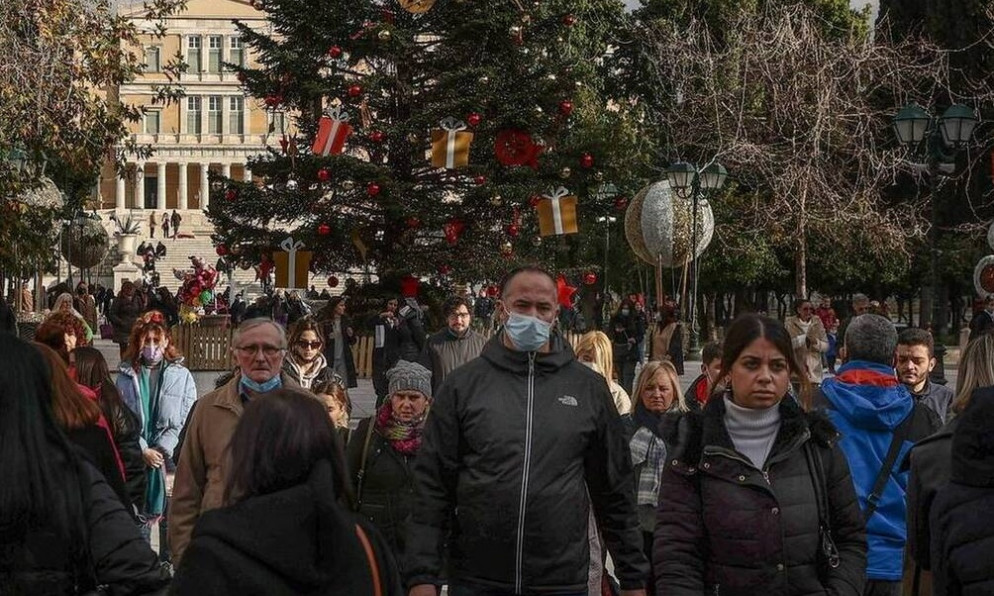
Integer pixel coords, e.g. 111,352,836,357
795,223,808,299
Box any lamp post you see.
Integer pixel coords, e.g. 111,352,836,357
892,102,978,384
596,215,617,299
667,160,727,360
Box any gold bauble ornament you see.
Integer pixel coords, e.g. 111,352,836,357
490,195,503,206
341,179,355,191
378,29,392,42
559,167,572,179
399,0,436,13
500,241,514,256
406,133,420,144
531,236,542,247
509,25,522,36
593,171,604,182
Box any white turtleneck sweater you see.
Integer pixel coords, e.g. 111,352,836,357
723,396,782,469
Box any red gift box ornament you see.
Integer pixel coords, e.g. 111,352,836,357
311,106,353,156
495,129,543,169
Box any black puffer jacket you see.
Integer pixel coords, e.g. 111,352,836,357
929,392,994,596
347,417,418,566
654,395,866,596
406,333,648,592
102,397,147,513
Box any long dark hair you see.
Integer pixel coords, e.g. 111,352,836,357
0,336,88,566
718,314,811,409
73,346,129,428
224,389,352,506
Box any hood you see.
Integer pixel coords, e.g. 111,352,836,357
191,460,367,588
820,360,912,431
951,387,994,487
480,330,575,374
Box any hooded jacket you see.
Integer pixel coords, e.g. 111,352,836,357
116,358,197,460
929,392,994,596
817,360,940,581
405,333,648,593
654,395,866,596
171,460,403,596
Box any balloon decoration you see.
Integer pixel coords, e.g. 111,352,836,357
174,256,220,323
327,275,339,288
625,180,715,267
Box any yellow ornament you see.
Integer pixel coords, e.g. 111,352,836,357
399,0,436,13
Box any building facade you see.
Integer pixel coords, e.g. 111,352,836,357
98,0,292,213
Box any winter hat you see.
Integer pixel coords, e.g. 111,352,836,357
387,360,432,399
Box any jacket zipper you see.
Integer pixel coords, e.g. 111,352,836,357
515,353,536,595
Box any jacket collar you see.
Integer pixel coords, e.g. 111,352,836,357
479,330,574,374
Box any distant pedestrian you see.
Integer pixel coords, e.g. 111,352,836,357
683,340,723,409
170,209,181,239
968,295,994,341
785,298,829,385
422,295,486,393
148,212,156,239
1,291,16,334
609,298,642,391
74,282,98,333
161,211,169,239
575,330,632,416
897,328,954,423
108,281,146,360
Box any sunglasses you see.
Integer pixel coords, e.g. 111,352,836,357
296,340,322,349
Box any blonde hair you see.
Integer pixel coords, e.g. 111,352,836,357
953,333,994,414
574,331,615,382
633,360,689,413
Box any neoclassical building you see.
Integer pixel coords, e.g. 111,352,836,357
98,0,292,212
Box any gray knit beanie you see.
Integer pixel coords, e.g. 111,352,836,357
386,360,433,399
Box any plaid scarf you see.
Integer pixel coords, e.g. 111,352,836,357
374,402,427,455
630,426,667,507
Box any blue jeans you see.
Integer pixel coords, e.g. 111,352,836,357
449,584,585,596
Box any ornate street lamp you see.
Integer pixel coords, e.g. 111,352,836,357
666,159,728,358
937,104,979,148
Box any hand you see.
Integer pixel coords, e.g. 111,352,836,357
408,585,436,596
143,448,164,469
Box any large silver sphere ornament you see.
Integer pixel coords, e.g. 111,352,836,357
987,221,994,250
625,180,715,267
974,255,994,297
60,218,110,269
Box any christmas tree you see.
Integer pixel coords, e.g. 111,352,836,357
207,0,644,286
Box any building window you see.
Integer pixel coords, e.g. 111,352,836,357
229,97,244,134
187,96,202,134
270,110,287,134
208,96,223,134
144,110,161,134
208,35,222,73
187,36,202,73
145,46,161,73
228,37,244,70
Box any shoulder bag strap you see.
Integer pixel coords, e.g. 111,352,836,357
355,419,376,507
804,440,841,569
864,409,915,521
355,524,383,596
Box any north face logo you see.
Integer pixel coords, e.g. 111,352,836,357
558,395,578,407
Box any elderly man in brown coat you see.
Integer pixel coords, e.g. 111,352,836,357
169,318,299,566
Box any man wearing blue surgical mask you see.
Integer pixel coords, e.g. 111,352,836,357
169,317,298,567
406,266,649,596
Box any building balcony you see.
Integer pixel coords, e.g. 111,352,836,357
132,133,271,146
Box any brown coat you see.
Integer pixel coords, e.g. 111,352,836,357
784,315,828,383
168,372,297,566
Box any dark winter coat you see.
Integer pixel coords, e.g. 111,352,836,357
101,397,147,513
405,333,649,592
171,460,403,596
108,293,145,345
321,315,358,388
654,395,867,596
347,418,418,567
929,392,994,596
67,424,132,513
0,298,16,334
422,327,486,392
0,457,170,595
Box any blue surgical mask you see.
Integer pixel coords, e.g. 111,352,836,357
240,374,282,394
504,311,552,352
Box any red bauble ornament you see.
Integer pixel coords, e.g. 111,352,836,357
264,94,282,108
467,112,482,127
224,189,237,201
507,224,520,238
563,14,577,26
474,175,487,186
406,216,421,229
317,168,331,182
347,84,362,98
369,130,386,143
558,99,574,116
583,272,597,285
495,129,543,169
317,223,331,236
580,152,594,169
614,196,629,211
438,264,452,275
328,45,343,59
327,276,339,288
216,244,229,256
366,182,381,196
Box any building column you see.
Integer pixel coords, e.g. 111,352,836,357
199,36,207,75
200,162,210,210
156,162,167,211
201,98,209,137
243,100,251,139
177,162,188,210
221,163,231,182
242,163,253,182
133,163,145,209
115,175,126,210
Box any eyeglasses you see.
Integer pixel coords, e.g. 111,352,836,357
235,344,285,357
296,340,322,349
448,312,471,319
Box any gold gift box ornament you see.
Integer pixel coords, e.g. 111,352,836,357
431,117,473,169
536,186,579,237
273,237,313,289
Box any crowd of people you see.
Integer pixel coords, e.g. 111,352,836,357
1,266,994,596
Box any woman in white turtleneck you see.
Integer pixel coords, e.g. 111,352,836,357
652,313,866,596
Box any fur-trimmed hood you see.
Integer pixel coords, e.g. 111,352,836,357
660,392,839,469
